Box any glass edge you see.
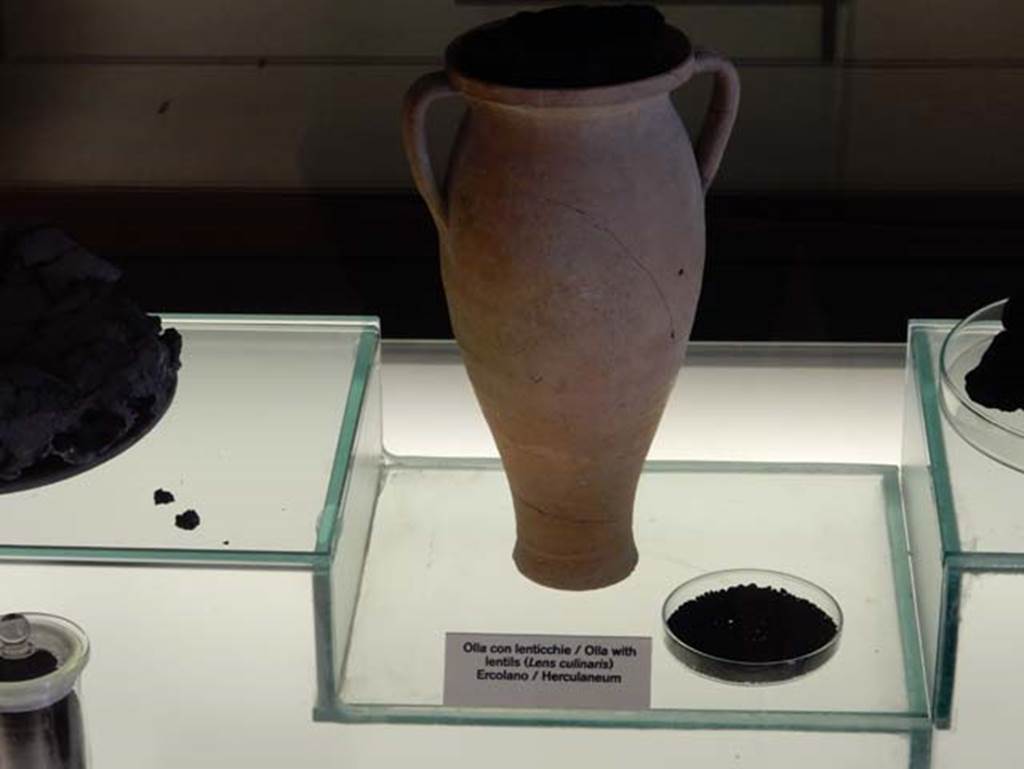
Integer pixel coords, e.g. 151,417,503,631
314,703,929,733
382,339,907,368
947,552,1024,570
312,566,339,714
388,453,897,477
881,469,931,718
316,328,380,552
157,312,381,329
908,320,958,330
931,566,962,729
0,544,317,568
910,327,963,555
910,730,934,769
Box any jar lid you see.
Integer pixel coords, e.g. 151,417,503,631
0,612,89,712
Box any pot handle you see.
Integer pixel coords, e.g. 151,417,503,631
690,49,740,193
402,71,459,238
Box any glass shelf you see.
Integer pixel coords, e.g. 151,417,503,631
0,325,933,765
316,441,930,760
0,314,379,566
0,559,925,769
902,319,1024,728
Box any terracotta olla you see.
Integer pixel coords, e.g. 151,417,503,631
402,10,739,590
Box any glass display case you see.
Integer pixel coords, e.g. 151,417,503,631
903,315,1024,729
310,337,932,767
0,331,934,768
0,315,380,566
0,0,1021,765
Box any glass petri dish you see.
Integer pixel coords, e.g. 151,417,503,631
661,568,842,684
940,298,1024,473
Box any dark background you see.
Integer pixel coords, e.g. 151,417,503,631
1,0,1022,340
2,187,1021,341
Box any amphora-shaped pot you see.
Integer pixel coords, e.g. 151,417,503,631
402,7,739,589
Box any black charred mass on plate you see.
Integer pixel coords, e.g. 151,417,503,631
965,294,1024,413
0,224,182,484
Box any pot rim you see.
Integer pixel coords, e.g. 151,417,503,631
444,22,694,108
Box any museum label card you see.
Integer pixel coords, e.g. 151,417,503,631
444,632,651,710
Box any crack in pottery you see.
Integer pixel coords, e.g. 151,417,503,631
541,196,677,339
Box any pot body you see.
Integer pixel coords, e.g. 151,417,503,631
403,50,738,590
448,97,701,589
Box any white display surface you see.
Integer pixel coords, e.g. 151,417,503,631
0,341,1009,767
381,342,906,465
342,463,910,715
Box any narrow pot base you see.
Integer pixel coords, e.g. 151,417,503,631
512,539,639,591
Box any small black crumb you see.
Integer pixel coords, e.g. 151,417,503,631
157,100,171,115
154,488,175,505
175,509,200,530
677,268,685,276
222,540,230,546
